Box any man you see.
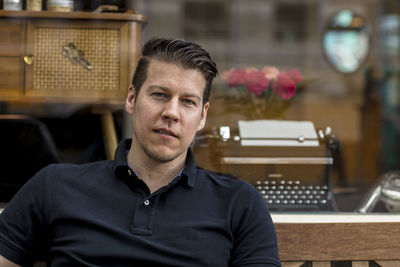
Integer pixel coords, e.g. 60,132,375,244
0,38,280,266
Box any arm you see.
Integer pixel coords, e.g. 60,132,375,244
0,167,49,266
0,255,20,267
230,184,281,266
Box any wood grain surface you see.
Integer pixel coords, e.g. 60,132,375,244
276,222,400,261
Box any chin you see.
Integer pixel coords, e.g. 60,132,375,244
144,146,185,163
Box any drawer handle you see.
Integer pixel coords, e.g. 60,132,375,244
24,55,34,65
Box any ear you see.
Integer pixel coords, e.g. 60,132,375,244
197,102,209,131
125,85,135,114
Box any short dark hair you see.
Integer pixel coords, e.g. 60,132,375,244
132,38,218,105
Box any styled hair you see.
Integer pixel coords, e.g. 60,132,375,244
132,38,218,105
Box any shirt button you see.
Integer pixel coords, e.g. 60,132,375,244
127,169,132,176
144,200,150,206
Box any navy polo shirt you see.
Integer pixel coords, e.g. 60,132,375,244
0,139,280,266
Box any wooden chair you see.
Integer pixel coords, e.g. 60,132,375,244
272,213,400,267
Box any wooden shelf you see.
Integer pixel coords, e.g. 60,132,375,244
0,10,147,22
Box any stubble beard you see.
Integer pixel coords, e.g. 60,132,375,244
141,142,183,163
133,130,187,164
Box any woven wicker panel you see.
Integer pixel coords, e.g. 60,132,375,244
33,27,120,92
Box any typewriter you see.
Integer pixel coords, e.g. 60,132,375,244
253,177,335,212
193,120,338,212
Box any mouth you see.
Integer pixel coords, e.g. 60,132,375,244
154,128,178,138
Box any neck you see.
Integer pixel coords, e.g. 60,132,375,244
127,145,186,193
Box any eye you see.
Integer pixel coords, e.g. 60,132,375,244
151,92,167,99
182,98,197,106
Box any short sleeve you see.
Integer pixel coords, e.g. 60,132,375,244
0,167,49,266
230,184,281,267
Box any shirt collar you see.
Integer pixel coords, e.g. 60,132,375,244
181,146,197,187
113,139,197,188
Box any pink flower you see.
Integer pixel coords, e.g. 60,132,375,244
272,72,296,99
262,66,280,80
224,68,247,87
286,69,304,84
224,67,258,88
245,70,269,96
221,68,234,80
223,66,308,101
243,67,258,73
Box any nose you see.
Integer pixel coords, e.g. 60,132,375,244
161,98,180,123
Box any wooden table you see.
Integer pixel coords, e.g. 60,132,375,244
272,213,400,266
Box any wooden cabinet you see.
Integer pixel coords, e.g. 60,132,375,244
0,11,146,159
0,10,146,104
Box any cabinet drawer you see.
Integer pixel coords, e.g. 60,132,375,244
0,18,25,56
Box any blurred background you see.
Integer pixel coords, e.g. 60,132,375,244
134,0,400,193
1,0,399,211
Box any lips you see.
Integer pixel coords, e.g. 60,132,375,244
154,128,178,138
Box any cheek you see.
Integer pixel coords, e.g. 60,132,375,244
183,114,203,134
132,105,152,132
135,101,156,119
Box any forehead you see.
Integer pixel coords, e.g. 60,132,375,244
144,59,206,95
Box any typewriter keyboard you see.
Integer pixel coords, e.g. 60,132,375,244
254,179,334,211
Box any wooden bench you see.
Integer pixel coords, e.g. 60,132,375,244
272,213,400,267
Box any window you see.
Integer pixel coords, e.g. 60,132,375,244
183,1,229,39
274,3,308,43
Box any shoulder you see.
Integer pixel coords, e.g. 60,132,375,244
42,160,112,172
195,168,275,237
196,167,252,186
12,161,117,213
39,160,112,177
28,160,114,188
196,167,271,213
195,167,260,199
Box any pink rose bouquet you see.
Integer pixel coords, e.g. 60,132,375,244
221,66,309,118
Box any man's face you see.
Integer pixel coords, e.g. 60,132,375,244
125,59,209,163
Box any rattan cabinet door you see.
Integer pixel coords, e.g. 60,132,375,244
25,19,130,103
